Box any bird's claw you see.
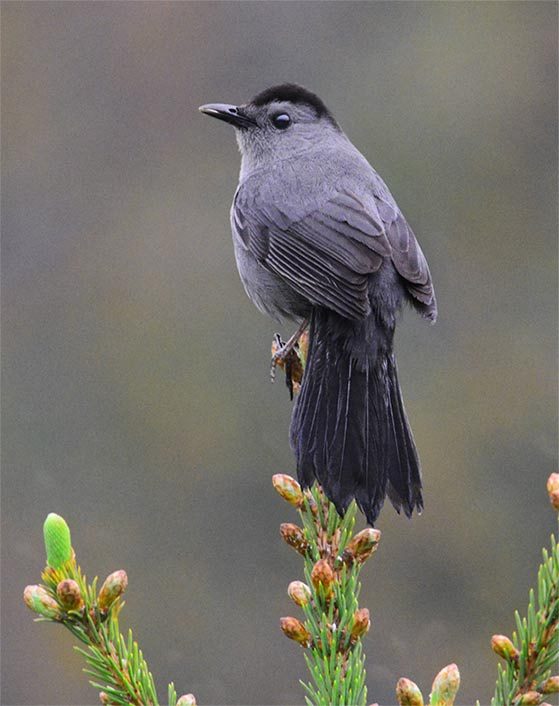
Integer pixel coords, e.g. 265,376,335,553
271,333,305,400
270,333,285,383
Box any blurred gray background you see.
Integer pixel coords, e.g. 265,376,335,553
2,2,558,704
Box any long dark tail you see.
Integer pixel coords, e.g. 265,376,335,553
290,307,423,525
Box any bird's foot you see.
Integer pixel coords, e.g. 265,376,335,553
270,320,309,400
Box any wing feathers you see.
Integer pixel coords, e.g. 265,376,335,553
234,174,436,321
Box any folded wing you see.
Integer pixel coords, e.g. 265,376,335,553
233,178,437,321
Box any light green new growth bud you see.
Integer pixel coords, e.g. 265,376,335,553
23,584,61,619
56,579,84,611
542,676,559,694
98,570,128,611
288,580,311,607
272,474,304,508
396,678,424,706
43,513,72,569
518,692,542,705
547,473,559,511
429,664,460,706
280,616,311,647
491,634,519,663
343,528,381,564
350,608,371,640
176,694,197,706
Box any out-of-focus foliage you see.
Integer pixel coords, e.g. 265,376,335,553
2,2,557,704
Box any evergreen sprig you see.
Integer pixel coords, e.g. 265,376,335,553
490,474,559,706
22,475,559,706
23,513,196,706
273,473,379,706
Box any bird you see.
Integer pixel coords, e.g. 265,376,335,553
200,83,436,525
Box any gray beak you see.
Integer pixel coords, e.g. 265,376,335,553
199,103,256,129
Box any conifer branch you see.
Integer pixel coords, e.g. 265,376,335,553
23,514,196,706
490,474,559,706
21,472,558,706
273,474,378,706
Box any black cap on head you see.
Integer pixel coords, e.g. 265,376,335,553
250,83,339,127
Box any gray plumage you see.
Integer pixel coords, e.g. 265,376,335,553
200,84,436,524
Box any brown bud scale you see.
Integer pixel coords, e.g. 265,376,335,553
542,676,559,694
491,634,519,663
288,580,311,607
311,559,335,594
272,474,304,508
351,608,371,640
176,695,197,706
396,678,424,706
98,570,128,611
57,579,84,611
280,523,309,556
547,473,559,510
343,528,381,564
280,616,311,647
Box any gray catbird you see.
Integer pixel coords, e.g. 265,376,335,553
200,84,436,525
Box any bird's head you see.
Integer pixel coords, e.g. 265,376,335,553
199,83,343,173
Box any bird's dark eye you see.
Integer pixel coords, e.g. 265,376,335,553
271,113,291,129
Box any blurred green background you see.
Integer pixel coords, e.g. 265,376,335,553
2,2,557,704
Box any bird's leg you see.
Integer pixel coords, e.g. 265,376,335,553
270,318,309,384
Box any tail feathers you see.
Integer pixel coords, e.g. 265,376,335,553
290,310,423,525
382,357,423,518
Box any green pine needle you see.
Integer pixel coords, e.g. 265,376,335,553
491,531,559,706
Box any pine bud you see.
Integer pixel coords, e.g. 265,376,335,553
280,523,309,555
99,693,110,704
541,677,559,694
396,678,424,706
342,528,381,564
56,579,84,611
547,473,559,511
518,693,542,705
43,513,73,569
176,695,197,706
280,616,311,646
98,570,128,611
288,580,311,607
23,585,61,619
272,474,304,508
491,634,519,663
430,664,460,706
311,559,335,596
350,608,371,640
